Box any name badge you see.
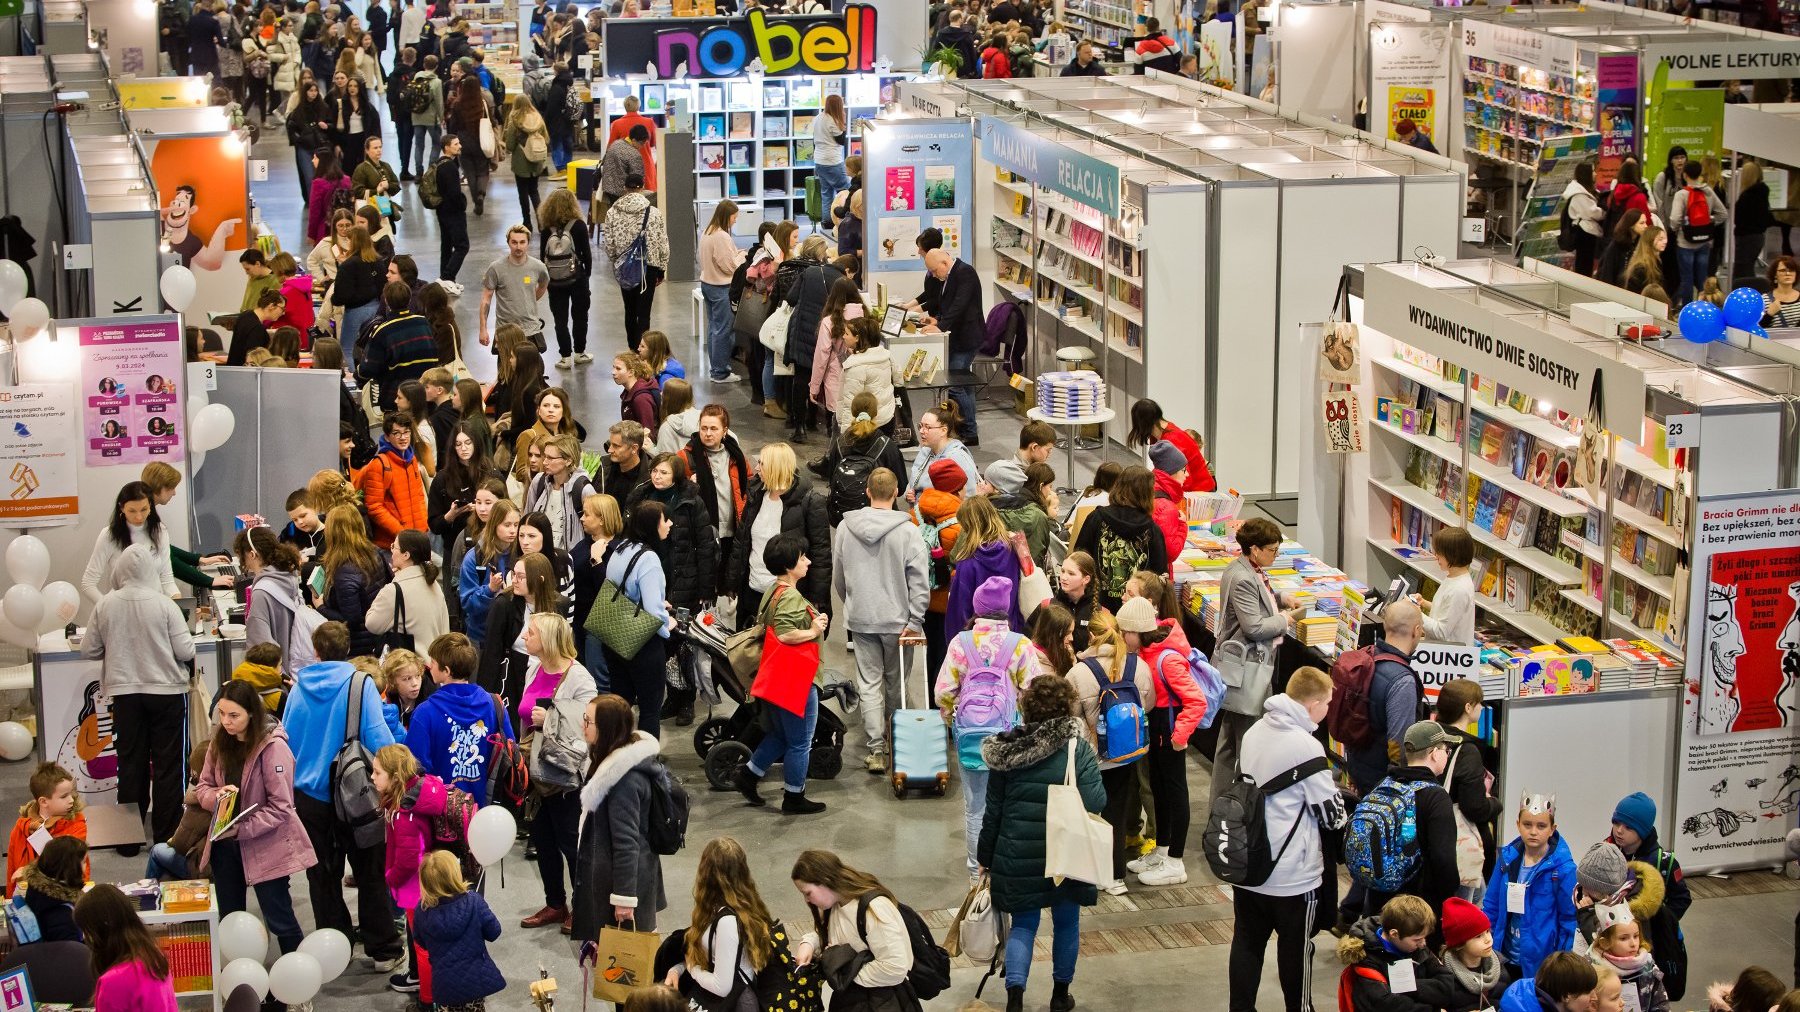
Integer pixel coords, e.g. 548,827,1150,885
1388,958,1416,993
1507,881,1528,914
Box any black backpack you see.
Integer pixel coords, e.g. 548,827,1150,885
643,760,690,856
827,435,888,523
331,672,387,850
1557,199,1580,253
1201,756,1329,887
854,895,950,1001
406,74,433,115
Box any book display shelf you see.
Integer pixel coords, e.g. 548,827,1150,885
450,1,522,90
1059,0,1145,53
1462,56,1596,171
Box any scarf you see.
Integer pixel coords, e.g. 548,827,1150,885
378,436,415,463
1443,951,1504,997
641,482,679,507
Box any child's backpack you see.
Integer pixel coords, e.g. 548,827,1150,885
1344,776,1428,892
1201,756,1328,886
1188,647,1225,730
1557,199,1580,252
1084,654,1146,765
483,696,530,807
644,760,690,856
751,920,823,1011
5,891,40,945
853,895,951,1001
1338,965,1390,1012
428,784,477,850
332,672,387,849
914,507,958,590
543,224,578,284
1094,524,1150,602
1681,185,1714,242
255,581,324,678
827,435,889,523
419,156,451,209
406,74,434,115
1326,646,1382,750
950,631,1023,771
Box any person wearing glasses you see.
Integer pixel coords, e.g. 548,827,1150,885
903,401,978,502
1209,517,1308,810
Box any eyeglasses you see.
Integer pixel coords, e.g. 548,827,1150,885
581,714,594,726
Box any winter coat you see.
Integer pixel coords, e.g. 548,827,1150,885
414,891,505,1005
1577,855,1687,1001
725,475,834,610
478,594,530,718
976,716,1105,911
16,868,82,942
1736,180,1776,236
1138,622,1208,750
271,32,302,92
1607,183,1652,226
1443,951,1514,1010
358,444,430,549
820,429,907,524
319,554,392,657
988,493,1053,567
625,481,719,609
1587,944,1670,1012
1339,916,1468,1012
366,566,452,659
810,303,863,413
523,469,597,551
1482,832,1578,977
384,773,448,911
196,724,318,885
680,434,750,536
1497,978,1557,1012
6,814,87,902
275,273,316,334
944,540,1025,637
1070,505,1169,612
1216,553,1287,717
572,732,666,940
457,546,513,649
1609,829,1690,922
782,261,846,372
620,378,659,430
1150,468,1187,566
836,344,902,429
913,488,963,615
935,617,1041,713
1373,764,1461,914
602,190,669,272
832,506,930,635
81,544,195,698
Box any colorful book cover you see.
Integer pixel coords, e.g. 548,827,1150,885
885,166,916,211
727,142,752,169
728,112,753,138
924,165,956,210
762,145,789,168
1493,493,1519,539
697,114,725,141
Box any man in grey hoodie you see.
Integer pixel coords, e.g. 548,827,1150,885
82,543,196,846
831,467,929,774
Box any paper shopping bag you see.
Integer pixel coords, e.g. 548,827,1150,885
591,924,659,1004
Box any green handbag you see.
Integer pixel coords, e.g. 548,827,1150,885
582,545,663,658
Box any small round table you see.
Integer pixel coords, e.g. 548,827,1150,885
1027,406,1116,496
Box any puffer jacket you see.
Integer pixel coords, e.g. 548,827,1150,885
1497,978,1556,1012
385,773,448,911
976,716,1105,912
912,488,962,614
810,303,863,413
572,732,667,940
319,553,392,657
1150,468,1187,567
1138,622,1208,750
1576,858,1686,1001
782,261,846,373
16,867,82,941
196,724,318,886
1338,916,1467,1012
414,890,505,1005
725,474,833,610
989,493,1053,566
1587,943,1670,1012
836,344,900,429
358,442,430,549
626,480,719,609
1482,831,1577,978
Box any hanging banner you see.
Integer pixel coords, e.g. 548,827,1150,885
979,116,1120,217
1645,86,1725,182
144,135,249,320
1676,489,1800,871
1595,54,1639,190
1644,39,1800,82
0,384,79,528
1370,22,1451,152
78,320,186,468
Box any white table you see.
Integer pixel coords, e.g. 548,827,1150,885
1027,407,1116,495
691,287,708,377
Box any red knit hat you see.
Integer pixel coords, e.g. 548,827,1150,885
928,458,966,492
1440,897,1490,950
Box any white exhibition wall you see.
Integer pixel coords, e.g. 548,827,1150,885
1202,182,1277,494
1272,3,1358,125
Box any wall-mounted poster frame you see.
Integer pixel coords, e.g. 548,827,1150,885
860,117,974,297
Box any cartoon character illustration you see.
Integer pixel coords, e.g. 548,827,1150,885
1693,581,1746,735
55,680,118,795
1761,763,1800,815
159,183,242,272
1682,808,1757,838
1710,778,1729,798
1776,581,1800,727
1746,778,1767,790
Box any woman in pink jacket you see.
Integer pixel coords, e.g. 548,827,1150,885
373,743,453,997
1115,597,1207,889
196,679,317,956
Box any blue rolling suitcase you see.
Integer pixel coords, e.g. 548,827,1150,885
890,644,949,798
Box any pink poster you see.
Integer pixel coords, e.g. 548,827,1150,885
884,165,915,211
79,321,185,466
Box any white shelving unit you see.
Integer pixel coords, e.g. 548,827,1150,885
451,2,521,91
1059,0,1142,52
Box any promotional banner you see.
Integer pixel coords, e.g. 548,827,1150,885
1644,39,1800,82
1462,20,1578,78
0,385,79,528
1595,54,1639,189
861,118,973,295
78,321,185,467
145,135,249,319
1645,79,1724,182
603,6,877,78
979,116,1120,217
1370,22,1451,151
1675,489,1800,871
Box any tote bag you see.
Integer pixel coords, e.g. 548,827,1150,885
582,546,663,658
590,923,659,1003
759,299,793,354
1216,638,1277,716
1043,738,1110,886
748,585,818,717
732,289,770,343
1443,744,1488,887
477,115,497,159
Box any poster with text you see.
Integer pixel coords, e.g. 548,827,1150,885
1370,23,1450,151
1596,54,1639,189
0,384,78,528
1645,82,1725,188
861,119,973,292
1677,489,1800,871
878,215,921,262
79,321,185,467
1387,87,1436,145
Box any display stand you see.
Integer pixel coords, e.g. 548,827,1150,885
1059,0,1147,56
453,0,522,91
859,116,974,301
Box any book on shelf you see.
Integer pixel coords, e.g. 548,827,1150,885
762,145,790,168
697,113,725,141
762,112,789,137
698,144,725,170
697,175,724,199
727,142,753,168
160,879,211,914
698,84,724,112
763,83,787,107
727,82,757,110
794,138,815,165
728,112,753,138
793,112,815,136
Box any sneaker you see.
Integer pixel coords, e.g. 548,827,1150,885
388,972,420,994
1125,852,1160,875
781,791,827,815
555,357,573,370
709,372,742,383
1136,857,1188,887
521,904,568,928
864,751,888,774
574,352,593,364
367,953,405,974
1103,880,1129,896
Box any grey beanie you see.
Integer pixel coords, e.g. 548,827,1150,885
1577,841,1629,899
1147,439,1186,475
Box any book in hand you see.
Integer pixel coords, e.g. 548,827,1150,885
209,792,258,842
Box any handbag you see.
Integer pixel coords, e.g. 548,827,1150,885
724,622,764,686
1043,738,1111,886
748,585,819,717
732,289,770,342
582,546,664,658
944,873,1003,964
759,298,793,354
590,922,659,1003
477,115,497,159
379,580,414,655
1443,744,1488,887
1216,638,1277,716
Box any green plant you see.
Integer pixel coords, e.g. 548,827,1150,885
924,44,964,76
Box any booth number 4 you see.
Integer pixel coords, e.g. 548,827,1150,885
1665,413,1699,450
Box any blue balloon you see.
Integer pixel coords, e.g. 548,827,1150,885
1747,325,1769,339
1678,299,1726,344
1721,286,1765,330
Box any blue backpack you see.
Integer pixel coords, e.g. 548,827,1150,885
1085,655,1146,765
1344,777,1427,892
951,631,1023,771
1187,647,1225,730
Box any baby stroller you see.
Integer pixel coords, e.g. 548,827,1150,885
678,608,857,789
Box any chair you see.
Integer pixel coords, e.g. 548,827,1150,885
0,940,95,1005
223,982,263,1012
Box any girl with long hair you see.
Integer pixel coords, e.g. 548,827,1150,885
444,477,507,635
517,509,576,616
1125,398,1215,494
1596,207,1647,289
504,94,552,227
572,492,625,681
818,391,906,526
1066,607,1154,889
395,380,440,476
81,481,176,605
500,342,549,446
516,612,597,931
538,187,593,365
317,503,392,655
288,75,332,204
454,378,492,456
234,525,306,676
367,529,451,650
810,276,863,425
664,837,780,1008
1624,226,1667,294
1563,160,1606,276
790,850,918,1009
944,495,1022,634
420,282,461,365
1053,550,1098,652
459,498,519,648
835,315,897,433
1030,601,1076,677
640,330,685,388
307,145,352,243
75,885,178,1010
699,199,740,383
1070,465,1169,612
196,680,313,956
446,75,493,215
746,220,797,413
371,743,448,996
479,552,561,730
429,419,502,550
571,694,667,944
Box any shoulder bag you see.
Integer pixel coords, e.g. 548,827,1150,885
1043,737,1111,886
1441,743,1488,886
1216,637,1276,716
747,585,818,717
582,545,664,658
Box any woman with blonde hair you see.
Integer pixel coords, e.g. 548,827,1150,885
572,492,625,681
1065,608,1154,891
945,495,1023,634
516,611,597,931
509,427,541,504
724,442,833,618
317,503,392,655
413,850,505,1009
504,93,552,228
537,187,593,367
664,837,783,1008
1623,225,1667,295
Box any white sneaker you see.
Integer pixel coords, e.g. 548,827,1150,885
574,352,594,363
555,357,573,370
1125,852,1159,875
1104,880,1129,896
1136,857,1189,887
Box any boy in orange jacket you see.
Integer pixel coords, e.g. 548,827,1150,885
6,763,88,896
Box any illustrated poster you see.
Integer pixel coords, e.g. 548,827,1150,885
1595,54,1639,190
1387,87,1436,145
885,166,916,211
0,384,79,527
878,215,921,261
79,321,185,467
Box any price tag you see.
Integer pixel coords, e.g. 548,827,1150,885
1664,413,1699,449
1507,881,1528,914
1388,958,1417,993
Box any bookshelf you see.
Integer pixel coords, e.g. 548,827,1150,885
1059,0,1144,52
451,1,522,91
990,172,1146,362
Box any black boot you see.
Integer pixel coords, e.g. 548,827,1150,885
1006,986,1024,1012
781,791,826,815
733,766,765,807
1051,981,1075,1011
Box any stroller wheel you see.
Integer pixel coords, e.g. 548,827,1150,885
693,717,730,760
809,747,842,781
704,741,752,791
892,773,907,800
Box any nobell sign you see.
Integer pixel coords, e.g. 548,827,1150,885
604,6,879,79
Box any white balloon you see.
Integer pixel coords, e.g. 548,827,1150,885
192,403,236,452
188,449,206,476
38,581,78,630
8,298,48,339
218,911,269,965
267,952,323,1005
0,722,32,762
159,265,197,313
187,394,209,419
467,804,517,867
218,957,270,1002
4,536,49,589
0,261,25,315
0,613,34,651
297,929,351,982
3,585,42,633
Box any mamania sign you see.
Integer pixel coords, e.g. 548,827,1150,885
603,6,878,79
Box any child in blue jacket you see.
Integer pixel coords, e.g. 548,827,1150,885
1482,792,1578,979
413,850,505,1010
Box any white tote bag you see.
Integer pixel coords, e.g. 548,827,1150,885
1443,744,1488,886
1043,738,1111,886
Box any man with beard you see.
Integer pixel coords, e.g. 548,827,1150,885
160,185,243,272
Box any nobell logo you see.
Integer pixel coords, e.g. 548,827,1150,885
654,5,878,77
